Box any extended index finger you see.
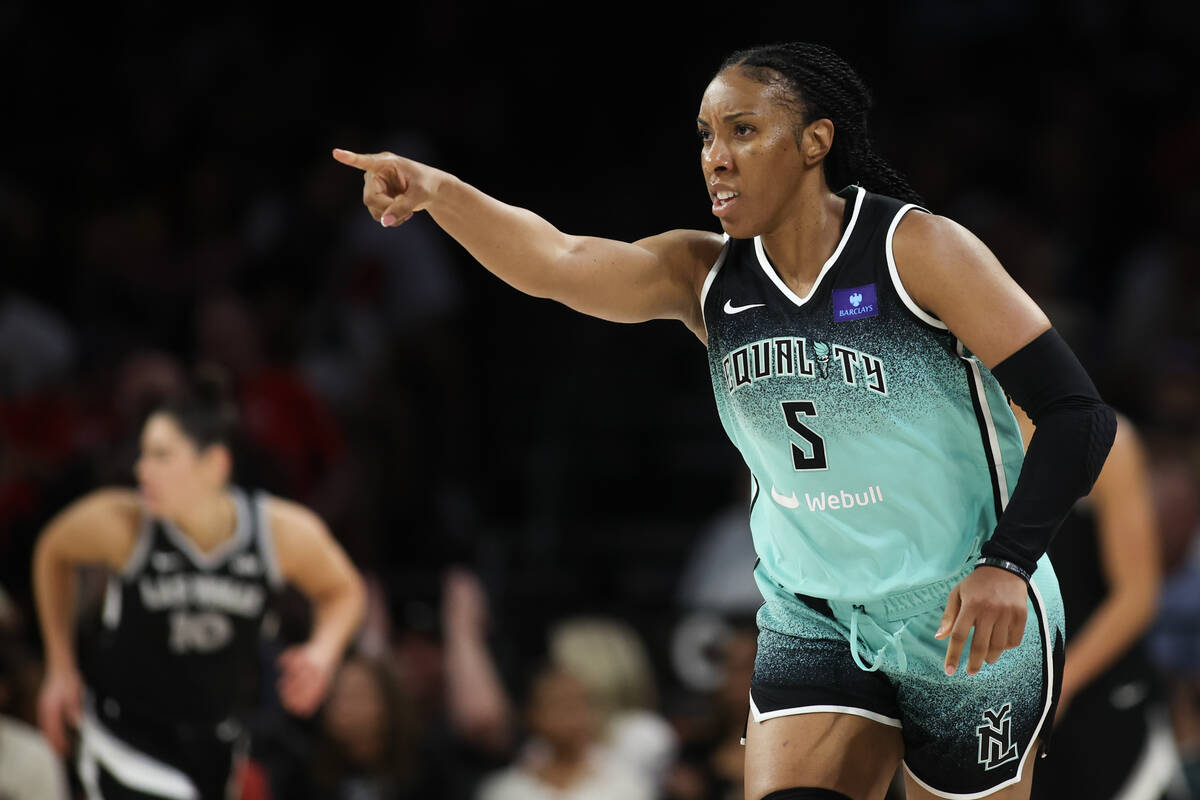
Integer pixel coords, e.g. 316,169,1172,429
943,609,974,676
332,148,378,171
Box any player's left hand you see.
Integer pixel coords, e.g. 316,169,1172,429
277,641,338,717
936,567,1028,676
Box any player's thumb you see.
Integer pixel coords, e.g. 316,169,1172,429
380,198,415,228
936,587,961,639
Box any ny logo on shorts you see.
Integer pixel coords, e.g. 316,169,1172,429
976,703,1019,770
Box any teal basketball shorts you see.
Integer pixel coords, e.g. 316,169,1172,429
748,555,1066,798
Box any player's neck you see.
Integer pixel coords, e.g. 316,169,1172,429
171,490,237,553
758,184,848,297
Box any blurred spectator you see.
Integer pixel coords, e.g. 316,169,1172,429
307,652,426,799
665,622,755,800
443,568,515,756
477,664,653,800
1146,456,1200,797
549,617,678,789
0,635,69,800
300,567,515,800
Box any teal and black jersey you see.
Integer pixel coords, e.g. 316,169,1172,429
702,184,1025,602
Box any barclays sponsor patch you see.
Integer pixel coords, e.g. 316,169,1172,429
833,283,878,322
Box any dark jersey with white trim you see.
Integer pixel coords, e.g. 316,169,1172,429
82,487,283,723
702,184,1026,601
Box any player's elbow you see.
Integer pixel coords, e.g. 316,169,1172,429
1083,400,1118,490
32,521,70,572
1129,573,1160,634
344,569,368,632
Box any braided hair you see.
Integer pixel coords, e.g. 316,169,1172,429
719,42,923,207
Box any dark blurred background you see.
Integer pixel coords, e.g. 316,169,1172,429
2,1,1199,798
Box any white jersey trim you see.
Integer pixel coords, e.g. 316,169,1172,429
885,203,947,329
254,491,285,590
956,339,1012,508
753,185,864,308
699,235,731,336
101,576,122,629
749,693,902,729
120,512,156,578
78,744,103,800
79,707,199,799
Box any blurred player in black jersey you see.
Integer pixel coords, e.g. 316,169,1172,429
1015,406,1186,799
32,370,366,799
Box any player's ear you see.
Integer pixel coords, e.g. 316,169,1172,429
801,118,834,166
201,443,233,486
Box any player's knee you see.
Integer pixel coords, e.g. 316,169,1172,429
760,789,854,800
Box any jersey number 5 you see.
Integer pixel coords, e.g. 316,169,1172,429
781,400,828,470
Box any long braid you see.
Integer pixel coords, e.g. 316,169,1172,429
719,42,924,207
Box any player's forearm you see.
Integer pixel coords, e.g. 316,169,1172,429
32,538,80,674
444,620,513,752
307,572,366,662
1062,587,1158,697
984,330,1116,574
427,174,595,302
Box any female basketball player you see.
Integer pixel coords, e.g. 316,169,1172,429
33,373,366,799
334,42,1115,800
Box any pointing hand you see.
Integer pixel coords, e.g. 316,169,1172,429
332,148,444,227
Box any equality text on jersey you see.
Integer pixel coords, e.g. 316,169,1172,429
721,337,888,396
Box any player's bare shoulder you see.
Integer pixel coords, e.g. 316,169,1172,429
635,228,724,281
42,488,144,571
262,495,328,544
892,210,984,277
261,495,334,573
635,228,725,339
890,210,1013,303
84,487,143,519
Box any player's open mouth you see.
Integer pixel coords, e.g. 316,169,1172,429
712,190,740,216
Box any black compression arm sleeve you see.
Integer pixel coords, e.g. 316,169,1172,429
982,328,1117,575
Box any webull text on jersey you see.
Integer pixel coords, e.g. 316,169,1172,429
805,485,884,511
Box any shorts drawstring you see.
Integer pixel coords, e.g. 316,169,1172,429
847,605,910,674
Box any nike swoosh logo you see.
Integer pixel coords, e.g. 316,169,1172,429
724,300,766,315
771,485,800,509
1110,681,1150,710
